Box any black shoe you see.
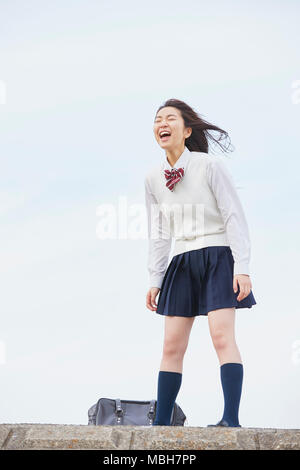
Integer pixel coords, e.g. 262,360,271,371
207,419,241,427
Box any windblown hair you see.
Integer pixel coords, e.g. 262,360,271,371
155,98,234,154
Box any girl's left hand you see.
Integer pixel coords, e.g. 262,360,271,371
233,274,252,301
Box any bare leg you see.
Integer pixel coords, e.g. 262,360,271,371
208,307,242,365
159,315,196,373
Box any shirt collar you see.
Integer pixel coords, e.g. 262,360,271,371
161,145,191,172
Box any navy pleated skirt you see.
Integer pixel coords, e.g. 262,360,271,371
156,246,257,317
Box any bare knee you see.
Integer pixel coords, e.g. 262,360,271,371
211,331,233,352
162,336,187,360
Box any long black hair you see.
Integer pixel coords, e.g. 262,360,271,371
155,98,234,154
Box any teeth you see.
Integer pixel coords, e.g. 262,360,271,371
160,131,170,137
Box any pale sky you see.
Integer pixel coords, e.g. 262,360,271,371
0,0,300,428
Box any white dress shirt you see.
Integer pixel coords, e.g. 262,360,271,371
145,146,252,289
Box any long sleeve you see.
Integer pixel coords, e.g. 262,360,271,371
206,157,251,276
145,177,172,289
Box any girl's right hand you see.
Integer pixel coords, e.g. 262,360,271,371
146,287,160,311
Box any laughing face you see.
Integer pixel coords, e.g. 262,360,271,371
153,106,192,150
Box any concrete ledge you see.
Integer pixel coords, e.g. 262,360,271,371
1,424,300,450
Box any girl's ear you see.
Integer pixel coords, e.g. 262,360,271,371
186,128,192,138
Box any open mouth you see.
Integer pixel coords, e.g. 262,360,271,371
159,131,171,141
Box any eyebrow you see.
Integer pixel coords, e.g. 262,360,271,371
155,114,177,119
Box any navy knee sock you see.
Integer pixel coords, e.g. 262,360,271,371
220,362,243,426
153,371,182,426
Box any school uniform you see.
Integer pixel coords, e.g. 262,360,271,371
144,145,257,317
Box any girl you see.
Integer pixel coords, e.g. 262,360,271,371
144,98,257,427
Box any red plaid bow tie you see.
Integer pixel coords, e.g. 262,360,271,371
164,167,184,191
